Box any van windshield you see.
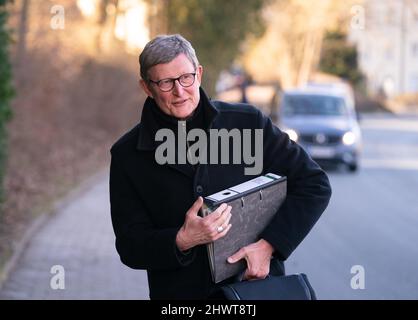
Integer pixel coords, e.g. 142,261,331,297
282,94,348,116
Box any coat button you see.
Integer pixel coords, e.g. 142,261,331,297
196,185,203,193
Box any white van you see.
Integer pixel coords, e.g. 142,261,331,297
277,84,362,172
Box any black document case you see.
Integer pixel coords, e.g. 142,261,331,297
200,173,287,283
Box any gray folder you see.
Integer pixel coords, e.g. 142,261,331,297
200,173,287,283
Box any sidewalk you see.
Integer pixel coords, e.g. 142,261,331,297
0,173,149,300
384,98,418,115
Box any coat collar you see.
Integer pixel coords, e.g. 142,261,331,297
136,87,219,151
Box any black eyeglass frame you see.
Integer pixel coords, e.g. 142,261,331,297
148,72,197,92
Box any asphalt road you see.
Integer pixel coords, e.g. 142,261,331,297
286,112,418,299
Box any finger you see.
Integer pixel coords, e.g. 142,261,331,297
209,208,231,235
214,205,232,225
207,203,227,222
245,270,267,281
220,210,232,228
187,197,204,216
242,259,258,281
243,269,251,281
213,223,232,240
243,265,257,280
227,247,246,264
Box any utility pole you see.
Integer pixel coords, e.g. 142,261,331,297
399,0,406,94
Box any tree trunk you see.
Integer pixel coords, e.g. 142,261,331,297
95,0,110,53
297,29,323,86
16,0,29,66
110,0,119,41
150,0,168,36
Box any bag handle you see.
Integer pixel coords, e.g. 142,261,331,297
233,257,285,282
233,271,271,283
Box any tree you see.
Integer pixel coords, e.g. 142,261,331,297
94,0,117,52
150,0,269,95
319,30,364,87
241,0,361,88
0,0,14,206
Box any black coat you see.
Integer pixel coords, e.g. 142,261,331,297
109,88,332,300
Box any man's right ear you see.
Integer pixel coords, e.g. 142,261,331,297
139,79,153,98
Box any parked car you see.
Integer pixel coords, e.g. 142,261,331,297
277,86,362,172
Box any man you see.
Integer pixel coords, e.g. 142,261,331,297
109,34,332,300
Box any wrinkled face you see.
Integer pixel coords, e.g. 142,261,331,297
140,53,203,120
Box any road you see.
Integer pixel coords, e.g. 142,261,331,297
286,112,418,299
0,112,417,299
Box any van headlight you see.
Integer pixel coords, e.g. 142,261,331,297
285,129,298,142
342,131,356,145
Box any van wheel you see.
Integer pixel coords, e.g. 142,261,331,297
348,163,358,172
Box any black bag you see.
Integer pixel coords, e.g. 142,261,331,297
210,274,317,300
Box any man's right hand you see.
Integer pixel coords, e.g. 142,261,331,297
176,197,232,252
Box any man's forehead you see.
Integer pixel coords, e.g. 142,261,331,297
148,54,195,79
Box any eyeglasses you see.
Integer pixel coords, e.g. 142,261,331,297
149,72,196,92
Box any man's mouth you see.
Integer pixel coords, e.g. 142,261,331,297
172,99,188,106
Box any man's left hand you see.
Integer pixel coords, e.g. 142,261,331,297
227,239,274,280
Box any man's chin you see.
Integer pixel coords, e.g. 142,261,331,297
172,107,195,120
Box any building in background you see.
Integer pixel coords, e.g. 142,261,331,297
349,0,418,97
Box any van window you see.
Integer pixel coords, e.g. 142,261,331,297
282,94,348,117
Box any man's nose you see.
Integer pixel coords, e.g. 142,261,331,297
172,79,185,95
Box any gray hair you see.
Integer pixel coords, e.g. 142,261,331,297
139,34,199,81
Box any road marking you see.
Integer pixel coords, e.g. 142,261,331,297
362,159,418,170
